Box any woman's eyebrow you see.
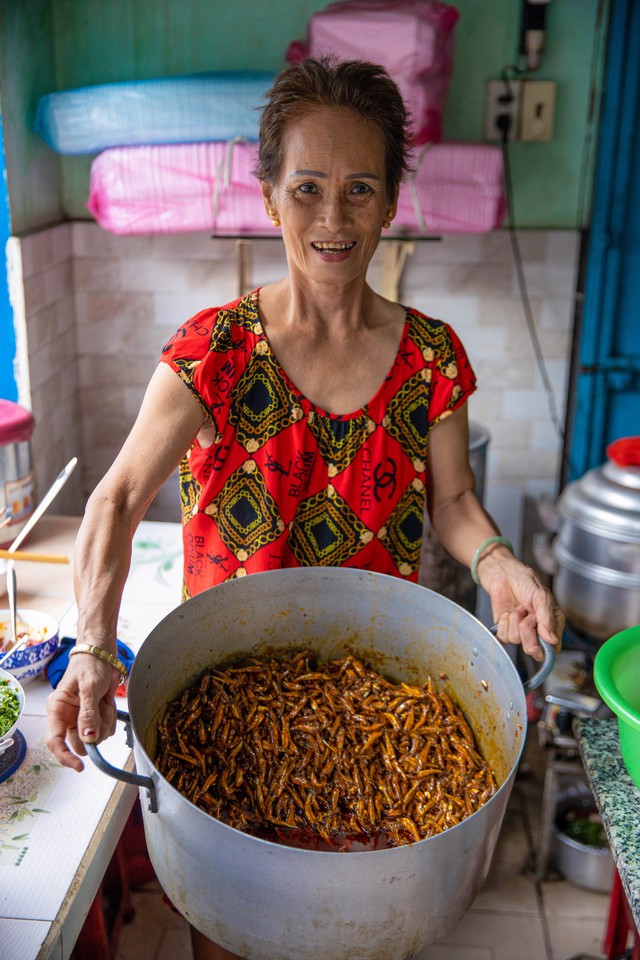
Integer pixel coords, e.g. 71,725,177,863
290,169,327,178
288,170,381,180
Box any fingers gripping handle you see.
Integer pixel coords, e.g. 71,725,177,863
490,626,555,694
85,709,157,812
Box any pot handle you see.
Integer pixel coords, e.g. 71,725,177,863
490,627,555,693
85,709,157,812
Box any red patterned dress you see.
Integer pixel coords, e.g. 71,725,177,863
160,290,476,599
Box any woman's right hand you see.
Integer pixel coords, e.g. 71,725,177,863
46,654,120,772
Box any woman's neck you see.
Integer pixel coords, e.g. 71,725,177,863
260,274,382,336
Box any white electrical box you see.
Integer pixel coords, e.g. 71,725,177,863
484,80,521,141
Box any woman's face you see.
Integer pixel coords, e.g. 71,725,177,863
263,106,395,288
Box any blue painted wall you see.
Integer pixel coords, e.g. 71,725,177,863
0,114,17,402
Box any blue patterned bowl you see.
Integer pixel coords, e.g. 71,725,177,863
0,609,61,684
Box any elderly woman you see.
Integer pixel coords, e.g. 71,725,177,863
47,58,563,960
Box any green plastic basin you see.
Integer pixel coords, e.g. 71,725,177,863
594,625,640,791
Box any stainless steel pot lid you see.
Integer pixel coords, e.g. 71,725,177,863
558,461,640,541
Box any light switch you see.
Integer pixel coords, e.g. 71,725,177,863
520,80,556,142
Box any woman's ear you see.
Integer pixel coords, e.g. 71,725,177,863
261,182,276,218
386,190,399,223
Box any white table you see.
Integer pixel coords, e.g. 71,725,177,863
0,516,183,960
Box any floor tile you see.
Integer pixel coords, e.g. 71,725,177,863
545,916,607,960
540,878,610,920
156,925,194,960
472,872,540,915
115,887,192,960
417,908,548,960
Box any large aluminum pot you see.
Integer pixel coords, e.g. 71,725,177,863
552,459,640,638
88,568,552,960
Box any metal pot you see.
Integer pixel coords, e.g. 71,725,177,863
88,568,552,960
552,460,640,638
552,779,614,893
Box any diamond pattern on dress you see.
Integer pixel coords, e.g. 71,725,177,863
288,487,372,566
207,463,283,558
230,352,302,453
384,371,430,463
379,481,426,576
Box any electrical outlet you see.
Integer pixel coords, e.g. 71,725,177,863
520,80,556,142
484,79,521,142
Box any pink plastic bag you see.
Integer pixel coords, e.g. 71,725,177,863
394,142,506,233
87,140,504,237
286,0,459,144
87,141,280,236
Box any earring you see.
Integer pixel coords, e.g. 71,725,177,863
268,209,280,227
382,219,391,229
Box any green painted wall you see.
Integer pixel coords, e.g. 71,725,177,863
0,0,63,234
1,0,608,233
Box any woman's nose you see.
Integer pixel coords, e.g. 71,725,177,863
319,190,352,229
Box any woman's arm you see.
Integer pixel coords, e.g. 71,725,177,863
426,405,564,660
46,364,207,770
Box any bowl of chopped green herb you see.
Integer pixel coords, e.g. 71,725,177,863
0,667,25,746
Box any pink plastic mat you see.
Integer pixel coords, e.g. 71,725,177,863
88,140,505,237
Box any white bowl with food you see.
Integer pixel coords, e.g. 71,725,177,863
0,667,25,750
0,609,61,683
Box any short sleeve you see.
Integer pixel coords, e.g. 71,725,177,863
427,322,477,427
159,307,226,427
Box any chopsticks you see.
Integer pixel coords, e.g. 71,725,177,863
0,549,69,565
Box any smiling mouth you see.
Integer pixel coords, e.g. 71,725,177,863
311,241,356,252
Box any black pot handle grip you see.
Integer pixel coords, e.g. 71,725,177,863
85,708,157,812
490,626,555,693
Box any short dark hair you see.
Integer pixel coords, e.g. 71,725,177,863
254,57,414,201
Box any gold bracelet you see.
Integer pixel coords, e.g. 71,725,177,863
69,643,128,683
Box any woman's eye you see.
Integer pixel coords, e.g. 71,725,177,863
298,182,317,194
351,183,372,195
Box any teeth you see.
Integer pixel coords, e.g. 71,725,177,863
313,242,356,251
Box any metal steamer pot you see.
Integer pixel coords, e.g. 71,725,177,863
552,460,640,639
88,568,553,960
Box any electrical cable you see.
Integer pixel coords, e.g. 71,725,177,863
496,85,568,452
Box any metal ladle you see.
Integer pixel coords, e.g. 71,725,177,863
4,561,17,657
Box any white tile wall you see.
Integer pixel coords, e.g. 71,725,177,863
14,225,83,516
15,223,580,531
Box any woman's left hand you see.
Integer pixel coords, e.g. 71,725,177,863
479,549,564,661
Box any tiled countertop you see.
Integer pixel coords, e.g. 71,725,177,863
0,515,182,960
574,717,640,929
